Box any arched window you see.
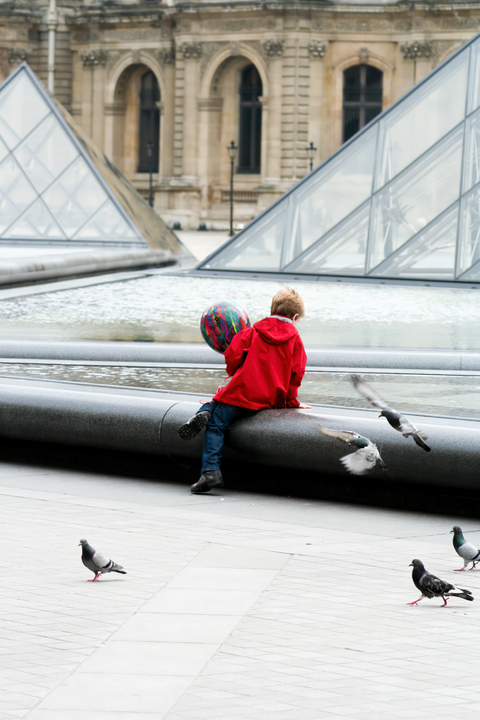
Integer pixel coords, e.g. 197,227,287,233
343,65,382,143
238,64,262,174
137,70,160,173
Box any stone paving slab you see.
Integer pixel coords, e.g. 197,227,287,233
0,465,480,718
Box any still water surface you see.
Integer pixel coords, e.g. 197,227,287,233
1,363,479,419
0,275,479,350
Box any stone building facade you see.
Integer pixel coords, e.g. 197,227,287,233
1,0,479,229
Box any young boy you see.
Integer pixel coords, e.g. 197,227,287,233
177,287,311,493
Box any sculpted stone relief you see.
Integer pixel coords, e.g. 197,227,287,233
400,41,433,60
80,50,109,67
178,42,202,60
308,40,327,59
262,40,284,57
203,18,275,32
7,48,27,66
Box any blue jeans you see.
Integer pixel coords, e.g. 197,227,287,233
199,400,254,473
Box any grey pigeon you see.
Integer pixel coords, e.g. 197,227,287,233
318,425,387,475
408,559,473,607
451,526,480,571
79,539,127,582
351,375,431,452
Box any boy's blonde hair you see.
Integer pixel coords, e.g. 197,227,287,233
271,286,305,320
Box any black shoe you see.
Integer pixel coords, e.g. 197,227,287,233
190,471,224,494
177,411,211,441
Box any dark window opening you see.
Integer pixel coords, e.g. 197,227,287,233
237,64,262,174
137,70,160,173
343,65,383,143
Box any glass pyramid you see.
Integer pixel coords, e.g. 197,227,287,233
0,63,182,254
199,31,480,283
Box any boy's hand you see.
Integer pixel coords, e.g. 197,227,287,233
298,403,312,409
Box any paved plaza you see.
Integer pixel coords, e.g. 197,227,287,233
1,461,480,719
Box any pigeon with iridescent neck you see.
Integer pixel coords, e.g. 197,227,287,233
451,526,480,571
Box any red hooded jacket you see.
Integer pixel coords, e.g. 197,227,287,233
213,315,307,410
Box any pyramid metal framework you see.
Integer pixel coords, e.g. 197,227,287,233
0,63,181,253
199,31,480,283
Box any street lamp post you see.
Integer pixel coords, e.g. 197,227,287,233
307,141,317,173
228,140,238,237
147,140,154,208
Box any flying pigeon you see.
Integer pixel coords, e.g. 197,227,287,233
407,559,473,606
79,539,127,582
451,526,480,571
351,375,431,452
318,425,387,475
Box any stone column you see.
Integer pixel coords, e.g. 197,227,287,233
80,50,108,141
262,40,284,186
179,42,202,184
197,96,223,211
158,50,175,180
308,41,327,168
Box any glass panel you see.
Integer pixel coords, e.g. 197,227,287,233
202,201,286,271
370,205,458,280
43,156,107,237
367,126,463,272
55,95,178,253
3,198,66,239
282,126,377,267
0,155,37,234
457,184,480,276
0,70,50,150
375,52,468,191
468,37,480,115
462,108,480,194
0,135,9,165
285,202,369,275
14,114,79,193
458,257,480,281
73,201,138,242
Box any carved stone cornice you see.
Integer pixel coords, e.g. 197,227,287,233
8,48,27,66
179,42,202,60
308,41,327,59
262,40,284,57
400,41,433,60
80,50,109,67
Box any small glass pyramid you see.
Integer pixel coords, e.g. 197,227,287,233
199,31,480,283
0,63,181,253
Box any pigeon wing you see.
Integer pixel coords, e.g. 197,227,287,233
351,375,391,411
340,447,376,475
92,550,112,570
457,541,480,562
419,571,453,597
318,426,359,444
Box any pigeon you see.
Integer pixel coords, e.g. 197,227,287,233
407,559,473,607
79,539,127,582
351,375,431,452
318,425,387,475
451,526,480,571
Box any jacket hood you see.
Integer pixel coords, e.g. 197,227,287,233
254,316,298,344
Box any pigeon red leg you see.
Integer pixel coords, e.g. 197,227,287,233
88,573,102,582
407,594,424,606
454,568,466,572
441,596,448,607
